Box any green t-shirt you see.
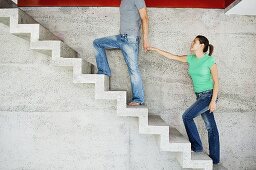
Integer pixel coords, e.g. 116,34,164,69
186,54,215,93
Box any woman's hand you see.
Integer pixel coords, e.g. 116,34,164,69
147,47,158,51
143,40,150,52
209,101,217,113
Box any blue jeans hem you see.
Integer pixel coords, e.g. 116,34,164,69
97,72,111,77
192,148,203,152
131,99,144,104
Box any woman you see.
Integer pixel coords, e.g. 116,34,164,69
148,35,220,164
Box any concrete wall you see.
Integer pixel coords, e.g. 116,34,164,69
0,0,17,8
0,21,182,169
0,110,182,170
19,7,256,170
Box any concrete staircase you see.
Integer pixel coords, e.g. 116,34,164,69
0,8,213,170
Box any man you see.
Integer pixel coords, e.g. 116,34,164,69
93,0,149,106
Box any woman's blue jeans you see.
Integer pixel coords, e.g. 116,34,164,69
93,34,144,103
182,90,220,164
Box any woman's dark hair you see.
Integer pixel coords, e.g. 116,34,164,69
196,35,214,56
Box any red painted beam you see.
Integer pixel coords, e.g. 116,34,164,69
225,0,236,7
18,0,120,7
147,0,224,8
18,0,236,9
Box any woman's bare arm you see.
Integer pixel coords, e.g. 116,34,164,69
209,64,219,112
148,47,187,63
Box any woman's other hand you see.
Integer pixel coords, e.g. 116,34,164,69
209,101,217,113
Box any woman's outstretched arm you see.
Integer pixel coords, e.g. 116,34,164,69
148,47,187,63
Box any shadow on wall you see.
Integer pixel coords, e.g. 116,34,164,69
0,0,17,8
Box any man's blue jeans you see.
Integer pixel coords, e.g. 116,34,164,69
182,90,220,164
93,34,144,103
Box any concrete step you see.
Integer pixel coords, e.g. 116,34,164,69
170,127,190,144
148,115,168,126
192,152,212,161
148,115,213,170
0,9,79,59
146,115,169,135
189,152,213,170
119,106,148,117
148,115,189,143
148,115,190,151
213,164,228,170
0,8,59,41
0,8,92,74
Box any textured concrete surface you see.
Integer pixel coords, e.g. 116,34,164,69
0,110,182,170
0,0,17,8
19,7,256,170
0,23,115,112
0,21,182,169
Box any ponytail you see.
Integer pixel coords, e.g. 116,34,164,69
208,44,214,56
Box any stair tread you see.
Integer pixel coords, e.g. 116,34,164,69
191,152,212,161
213,164,228,170
148,115,168,126
169,127,190,143
126,105,148,109
148,115,189,143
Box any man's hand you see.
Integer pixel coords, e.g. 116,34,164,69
143,40,150,52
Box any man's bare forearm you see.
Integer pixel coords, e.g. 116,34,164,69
142,16,149,43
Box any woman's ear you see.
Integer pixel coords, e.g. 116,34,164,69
201,43,205,49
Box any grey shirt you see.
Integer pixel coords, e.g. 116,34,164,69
120,0,146,37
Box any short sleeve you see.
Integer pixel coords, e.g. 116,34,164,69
186,54,193,64
135,0,146,10
208,57,216,69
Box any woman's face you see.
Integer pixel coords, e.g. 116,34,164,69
190,38,203,53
